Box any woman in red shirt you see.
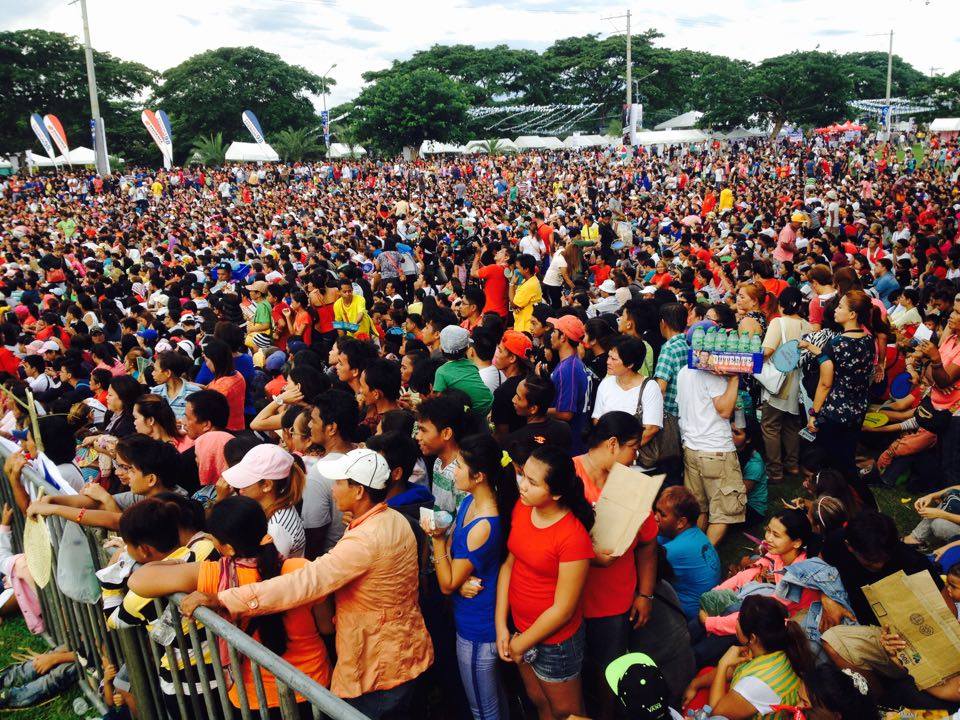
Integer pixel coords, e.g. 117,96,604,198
573,413,659,717
203,338,246,432
496,445,594,719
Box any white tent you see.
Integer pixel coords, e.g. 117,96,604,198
26,151,57,168
224,141,280,162
719,127,766,140
55,146,97,165
327,142,367,159
462,138,518,154
0,157,12,170
420,140,464,155
654,111,704,130
633,129,710,146
514,135,564,150
563,134,617,148
930,118,960,133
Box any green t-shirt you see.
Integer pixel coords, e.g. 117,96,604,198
58,218,77,239
432,358,493,416
253,300,272,334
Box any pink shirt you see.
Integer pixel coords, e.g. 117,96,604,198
773,225,797,263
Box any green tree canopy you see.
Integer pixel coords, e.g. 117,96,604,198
272,127,322,162
0,29,155,155
353,68,470,155
152,47,331,163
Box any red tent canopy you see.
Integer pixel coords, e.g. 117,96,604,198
816,121,865,134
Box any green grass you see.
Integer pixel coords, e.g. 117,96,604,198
0,619,83,719
874,142,925,164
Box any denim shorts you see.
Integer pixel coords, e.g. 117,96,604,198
527,624,586,684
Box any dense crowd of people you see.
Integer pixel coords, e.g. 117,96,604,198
0,131,959,720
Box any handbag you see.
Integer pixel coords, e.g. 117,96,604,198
634,378,681,467
755,318,788,395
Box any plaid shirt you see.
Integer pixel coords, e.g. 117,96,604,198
654,333,689,416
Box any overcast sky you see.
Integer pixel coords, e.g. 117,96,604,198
5,0,958,110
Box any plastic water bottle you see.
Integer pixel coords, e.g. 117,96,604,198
150,605,179,647
726,330,740,352
739,331,753,352
750,333,763,353
72,697,89,716
704,327,717,351
691,326,705,351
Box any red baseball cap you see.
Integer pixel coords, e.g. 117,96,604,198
500,330,532,360
547,315,586,343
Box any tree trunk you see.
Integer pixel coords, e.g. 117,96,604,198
769,117,785,141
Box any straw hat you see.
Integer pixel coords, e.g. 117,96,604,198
24,515,52,589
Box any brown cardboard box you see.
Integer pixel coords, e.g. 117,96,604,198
862,570,960,690
590,463,664,557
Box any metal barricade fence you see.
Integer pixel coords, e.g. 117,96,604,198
0,457,369,720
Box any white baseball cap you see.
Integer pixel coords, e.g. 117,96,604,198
223,444,294,490
316,448,390,490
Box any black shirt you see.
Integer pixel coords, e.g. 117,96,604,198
821,530,944,626
506,418,573,454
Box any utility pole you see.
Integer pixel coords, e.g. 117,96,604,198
884,29,893,135
603,9,633,143
78,0,110,175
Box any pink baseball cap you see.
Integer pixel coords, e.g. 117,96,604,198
222,444,294,489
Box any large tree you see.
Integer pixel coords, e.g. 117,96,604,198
152,47,330,162
0,29,155,156
839,51,926,100
353,69,469,155
748,52,854,136
694,57,756,130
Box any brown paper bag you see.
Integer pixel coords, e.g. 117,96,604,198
862,570,960,690
590,463,664,557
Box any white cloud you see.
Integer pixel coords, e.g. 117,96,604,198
3,0,958,113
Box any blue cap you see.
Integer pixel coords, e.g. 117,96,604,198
264,350,287,372
137,328,158,341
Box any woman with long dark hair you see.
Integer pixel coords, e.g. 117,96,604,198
203,337,246,431
128,496,332,715
99,375,145,438
496,445,595,719
685,595,813,719
422,432,518,720
802,290,876,482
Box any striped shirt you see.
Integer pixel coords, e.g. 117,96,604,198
269,506,305,559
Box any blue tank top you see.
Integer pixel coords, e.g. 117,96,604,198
451,495,503,642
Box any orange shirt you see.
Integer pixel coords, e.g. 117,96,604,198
198,558,331,709
207,373,246,431
574,457,658,618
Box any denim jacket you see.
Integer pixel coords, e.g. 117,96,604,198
774,557,854,656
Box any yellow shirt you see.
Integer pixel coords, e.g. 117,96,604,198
513,276,542,332
581,223,599,241
719,187,734,211
150,181,163,197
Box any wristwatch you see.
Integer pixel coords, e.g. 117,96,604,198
275,396,285,407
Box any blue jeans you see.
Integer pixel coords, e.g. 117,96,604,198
455,634,507,720
0,660,78,708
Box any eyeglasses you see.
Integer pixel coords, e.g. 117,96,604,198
115,462,132,474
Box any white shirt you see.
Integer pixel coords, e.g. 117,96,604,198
269,506,305,559
542,251,567,287
478,364,506,394
592,376,663,428
676,367,734,452
518,235,544,261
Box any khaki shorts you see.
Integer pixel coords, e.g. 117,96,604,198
821,625,907,679
683,449,746,525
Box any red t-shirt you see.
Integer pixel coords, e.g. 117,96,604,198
478,264,508,317
537,224,554,256
208,373,246,431
507,500,594,643
574,457,658,618
271,302,290,351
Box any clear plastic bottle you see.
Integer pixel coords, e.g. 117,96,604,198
726,330,740,352
704,327,717,351
739,331,753,352
150,604,179,647
750,333,763,354
692,326,705,351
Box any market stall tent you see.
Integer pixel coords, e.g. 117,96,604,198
26,151,57,168
420,140,465,155
633,129,710,146
224,141,280,162
462,138,518,154
562,134,617,148
930,118,960,141
55,146,97,165
654,111,704,130
327,143,367,159
514,136,564,150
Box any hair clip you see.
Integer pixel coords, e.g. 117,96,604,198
501,450,512,468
